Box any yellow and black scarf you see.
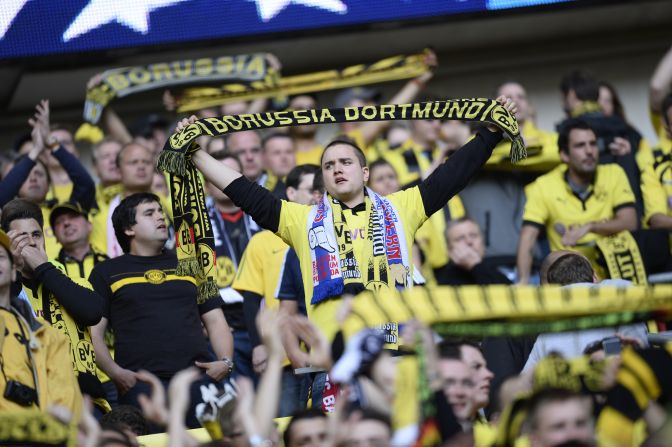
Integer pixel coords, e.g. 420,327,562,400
176,49,433,113
76,53,275,142
158,99,524,303
342,284,672,338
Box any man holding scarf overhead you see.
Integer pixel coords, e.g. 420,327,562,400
173,96,517,343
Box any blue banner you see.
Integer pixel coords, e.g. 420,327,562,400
1,0,573,59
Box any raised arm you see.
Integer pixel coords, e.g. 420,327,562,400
53,146,96,210
650,45,672,113
0,101,52,206
357,51,437,146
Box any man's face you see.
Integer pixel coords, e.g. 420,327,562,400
561,129,598,177
287,173,316,206
321,144,368,202
18,163,49,203
289,96,318,137
446,221,485,258
287,417,328,447
119,144,153,192
0,245,16,289
229,131,263,181
498,82,530,122
94,141,122,185
263,136,296,179
343,419,391,447
412,119,441,145
530,399,594,447
438,359,476,423
9,218,46,254
53,212,92,248
125,201,168,248
368,164,399,196
460,345,494,410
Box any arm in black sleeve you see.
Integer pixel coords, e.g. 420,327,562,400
0,157,35,207
419,129,503,217
52,146,96,211
222,176,283,232
242,290,263,348
34,262,103,326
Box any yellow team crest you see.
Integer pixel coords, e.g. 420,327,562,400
144,269,167,284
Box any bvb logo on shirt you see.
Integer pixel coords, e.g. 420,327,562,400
145,269,167,284
216,256,236,288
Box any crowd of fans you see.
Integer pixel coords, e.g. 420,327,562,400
2,44,672,447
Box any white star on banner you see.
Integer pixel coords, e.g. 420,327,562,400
1,0,30,39
251,0,347,22
62,0,189,42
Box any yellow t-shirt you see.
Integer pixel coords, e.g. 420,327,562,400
486,121,560,172
276,188,427,343
650,110,672,151
522,164,636,264
233,230,289,310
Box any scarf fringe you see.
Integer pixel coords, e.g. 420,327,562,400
176,257,201,277
157,151,188,176
509,136,527,164
197,280,220,304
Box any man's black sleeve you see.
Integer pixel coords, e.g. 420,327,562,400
222,177,283,232
419,129,502,217
241,290,263,348
0,157,34,207
34,262,104,326
88,266,111,319
53,146,96,211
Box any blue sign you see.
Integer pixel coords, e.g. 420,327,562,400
1,0,573,59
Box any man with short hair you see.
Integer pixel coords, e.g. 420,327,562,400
263,132,296,180
558,70,642,217
434,218,510,286
517,119,638,284
183,96,516,344
230,130,287,198
523,250,647,371
283,408,328,447
51,202,108,280
438,340,493,415
342,407,393,447
91,137,122,207
526,388,595,447
437,357,477,429
89,193,233,428
1,198,107,411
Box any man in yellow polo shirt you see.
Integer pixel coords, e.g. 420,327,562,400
185,95,516,343
516,118,638,284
